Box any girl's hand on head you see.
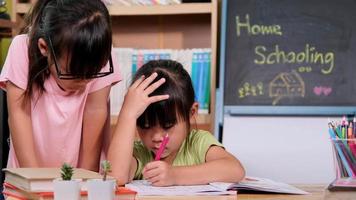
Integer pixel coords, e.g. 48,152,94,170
120,73,169,120
142,161,177,187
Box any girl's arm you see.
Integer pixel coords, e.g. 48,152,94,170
173,146,245,185
143,146,245,186
6,81,40,167
107,104,138,185
108,73,168,185
78,85,111,171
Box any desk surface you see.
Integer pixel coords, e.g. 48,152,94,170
137,185,326,200
5,185,331,200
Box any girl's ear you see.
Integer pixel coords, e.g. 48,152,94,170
189,102,199,123
38,38,49,57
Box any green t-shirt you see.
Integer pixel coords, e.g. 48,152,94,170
133,129,223,179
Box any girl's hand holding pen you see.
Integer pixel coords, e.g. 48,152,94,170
142,161,177,187
120,72,169,119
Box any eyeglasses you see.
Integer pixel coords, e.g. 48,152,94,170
47,36,113,80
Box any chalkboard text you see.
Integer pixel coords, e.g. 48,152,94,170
254,44,335,74
236,14,282,36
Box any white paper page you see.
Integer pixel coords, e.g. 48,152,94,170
125,180,235,196
210,177,309,195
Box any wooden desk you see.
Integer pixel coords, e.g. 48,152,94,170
5,185,329,200
137,185,326,200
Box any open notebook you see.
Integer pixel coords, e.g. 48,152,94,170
125,177,308,196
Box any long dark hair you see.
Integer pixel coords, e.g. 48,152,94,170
133,60,195,131
21,0,112,102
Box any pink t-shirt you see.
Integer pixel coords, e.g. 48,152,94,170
0,34,121,168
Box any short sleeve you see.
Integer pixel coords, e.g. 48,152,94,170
190,130,224,163
133,141,153,180
88,50,122,93
0,34,29,91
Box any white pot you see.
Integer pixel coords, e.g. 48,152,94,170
53,179,81,200
86,179,116,200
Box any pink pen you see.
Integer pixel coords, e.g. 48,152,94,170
155,133,169,161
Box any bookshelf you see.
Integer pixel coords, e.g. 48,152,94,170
12,0,218,132
0,19,16,37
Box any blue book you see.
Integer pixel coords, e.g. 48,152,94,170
148,53,155,62
201,51,211,113
132,53,138,75
143,53,150,64
191,52,200,105
197,52,206,113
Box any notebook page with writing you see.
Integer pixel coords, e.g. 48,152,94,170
125,180,236,196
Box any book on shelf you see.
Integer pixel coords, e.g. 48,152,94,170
125,176,308,196
2,168,115,192
191,50,210,114
2,182,137,200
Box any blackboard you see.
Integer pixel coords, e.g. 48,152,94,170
219,0,356,115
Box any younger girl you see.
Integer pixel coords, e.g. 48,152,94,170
0,0,120,171
108,60,245,186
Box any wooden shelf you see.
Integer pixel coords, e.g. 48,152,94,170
108,3,212,16
14,3,213,16
15,3,31,14
0,19,16,37
0,19,16,29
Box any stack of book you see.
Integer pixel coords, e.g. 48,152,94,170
2,168,136,200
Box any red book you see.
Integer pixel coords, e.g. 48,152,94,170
2,182,137,200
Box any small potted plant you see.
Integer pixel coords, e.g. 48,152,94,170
53,163,81,200
87,160,116,200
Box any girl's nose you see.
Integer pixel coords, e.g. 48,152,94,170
152,131,166,143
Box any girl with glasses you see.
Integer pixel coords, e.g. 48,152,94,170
0,0,120,171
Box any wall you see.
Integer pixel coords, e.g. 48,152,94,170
222,116,336,184
0,38,11,68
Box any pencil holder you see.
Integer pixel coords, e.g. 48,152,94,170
330,138,356,181
87,179,116,200
53,179,81,200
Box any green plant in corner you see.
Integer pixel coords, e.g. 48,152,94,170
101,160,111,181
61,163,74,181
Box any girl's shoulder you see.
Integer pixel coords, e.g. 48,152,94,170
133,141,150,154
189,129,214,139
12,34,29,46
188,129,222,147
0,34,30,90
8,34,29,56
133,140,145,149
14,34,28,39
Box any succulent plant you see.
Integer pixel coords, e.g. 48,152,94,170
101,160,112,181
60,163,74,181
